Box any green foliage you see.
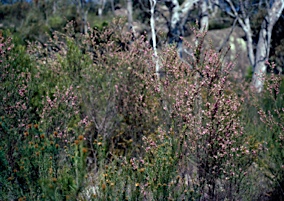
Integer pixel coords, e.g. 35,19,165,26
258,74,284,200
85,132,199,201
0,2,30,27
270,15,284,73
49,15,65,30
271,38,284,73
92,20,109,31
1,19,284,201
245,65,254,82
0,120,88,200
0,35,88,200
239,65,284,200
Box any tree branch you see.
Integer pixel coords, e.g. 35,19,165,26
217,17,238,52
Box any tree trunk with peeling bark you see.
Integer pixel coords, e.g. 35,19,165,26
252,0,284,92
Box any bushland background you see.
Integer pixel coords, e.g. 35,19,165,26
0,0,284,200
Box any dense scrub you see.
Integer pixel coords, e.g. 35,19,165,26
0,20,283,200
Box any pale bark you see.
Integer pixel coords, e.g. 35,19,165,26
75,0,89,34
166,0,199,57
199,0,209,32
81,0,88,34
83,10,88,34
110,0,115,14
223,0,255,67
219,0,284,92
149,0,160,79
98,0,105,18
167,0,181,44
52,0,57,14
252,0,284,92
127,0,133,30
180,0,200,17
243,18,255,67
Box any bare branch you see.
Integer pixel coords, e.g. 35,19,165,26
139,0,151,13
217,17,238,52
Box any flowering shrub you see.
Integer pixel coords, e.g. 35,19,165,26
1,20,283,200
256,62,284,200
0,35,37,199
0,34,89,200
144,35,263,199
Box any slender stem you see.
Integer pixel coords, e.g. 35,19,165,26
149,0,160,79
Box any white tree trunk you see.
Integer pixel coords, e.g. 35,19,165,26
52,0,57,14
81,1,88,34
98,0,105,18
224,0,255,67
83,10,88,34
242,18,255,67
167,0,181,43
166,0,199,57
199,0,209,32
127,0,133,30
98,8,103,17
252,0,284,92
150,0,160,79
110,0,115,14
222,0,284,92
181,0,200,15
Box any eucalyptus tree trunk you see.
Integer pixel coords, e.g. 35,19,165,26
223,0,255,67
75,0,89,34
52,0,57,14
127,0,133,30
82,9,88,34
221,0,284,92
150,0,160,79
81,0,88,34
252,0,284,92
165,0,200,57
110,0,115,14
98,0,105,18
199,0,209,32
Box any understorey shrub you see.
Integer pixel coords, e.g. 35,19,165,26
0,33,89,200
256,63,284,200
2,19,283,201
151,31,263,200
28,19,163,158
75,24,264,200
0,34,36,199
